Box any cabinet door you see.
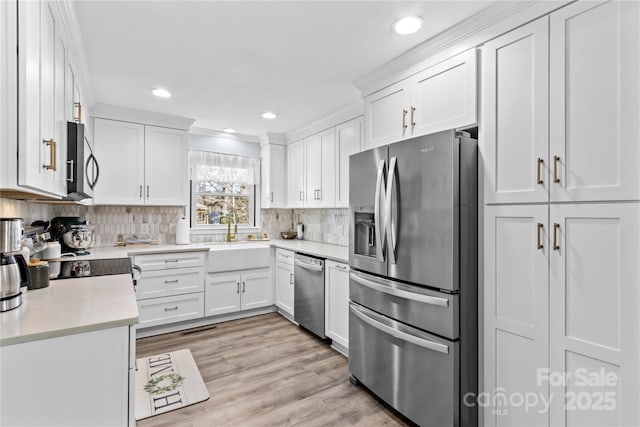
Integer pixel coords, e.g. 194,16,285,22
241,270,272,310
410,49,477,139
550,1,640,202
93,119,145,205
261,144,286,209
325,261,349,349
549,203,639,426
484,205,549,426
275,262,294,315
335,117,362,208
363,80,410,150
304,134,321,207
319,128,336,207
205,273,241,316
287,140,305,208
483,18,549,204
51,12,68,197
144,126,187,206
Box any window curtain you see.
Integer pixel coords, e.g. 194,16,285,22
189,150,260,186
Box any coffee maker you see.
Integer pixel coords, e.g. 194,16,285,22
0,218,30,312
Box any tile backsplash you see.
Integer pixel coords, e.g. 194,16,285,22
261,208,349,246
1,198,350,248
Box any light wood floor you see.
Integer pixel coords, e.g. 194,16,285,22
136,313,409,427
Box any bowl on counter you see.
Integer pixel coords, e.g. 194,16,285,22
280,231,297,240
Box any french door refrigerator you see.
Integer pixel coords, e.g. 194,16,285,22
348,129,477,427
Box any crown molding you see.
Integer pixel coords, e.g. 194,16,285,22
190,127,260,144
355,0,573,97
91,103,195,130
285,100,364,143
57,0,95,108
257,132,287,147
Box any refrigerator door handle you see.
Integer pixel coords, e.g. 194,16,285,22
386,156,398,264
350,271,449,307
374,159,386,262
350,303,449,354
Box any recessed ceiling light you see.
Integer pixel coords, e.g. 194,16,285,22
261,112,277,119
223,128,237,134
393,16,423,35
152,88,171,98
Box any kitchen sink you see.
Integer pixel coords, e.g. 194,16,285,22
207,243,270,272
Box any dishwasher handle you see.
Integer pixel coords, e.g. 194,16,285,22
294,259,323,272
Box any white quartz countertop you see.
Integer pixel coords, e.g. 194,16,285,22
270,240,349,263
41,240,349,263
0,274,139,347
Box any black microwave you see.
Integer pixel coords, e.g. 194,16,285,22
66,122,99,200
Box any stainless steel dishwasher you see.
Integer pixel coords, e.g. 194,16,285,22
294,253,325,338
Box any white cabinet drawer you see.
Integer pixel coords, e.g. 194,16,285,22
276,248,295,265
137,293,204,329
136,267,204,300
132,251,205,271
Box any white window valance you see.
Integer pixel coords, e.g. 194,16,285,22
189,150,260,186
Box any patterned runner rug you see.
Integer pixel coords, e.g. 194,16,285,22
135,349,209,420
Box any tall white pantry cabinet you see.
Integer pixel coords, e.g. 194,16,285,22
482,2,640,426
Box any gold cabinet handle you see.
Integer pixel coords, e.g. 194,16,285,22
410,106,416,127
299,191,304,201
289,273,294,285
146,185,150,199
537,158,544,185
317,189,321,200
553,155,560,183
42,139,56,170
270,192,274,202
537,223,544,250
402,109,408,129
139,185,143,199
73,102,82,123
553,223,560,251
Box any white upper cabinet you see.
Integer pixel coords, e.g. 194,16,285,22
287,140,305,208
144,126,187,206
483,17,549,204
305,129,336,208
261,144,286,208
93,119,145,205
16,0,68,197
409,49,477,138
93,119,187,206
549,1,640,202
335,117,362,208
364,49,477,150
363,80,411,150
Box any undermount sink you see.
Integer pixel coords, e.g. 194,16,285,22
207,243,270,272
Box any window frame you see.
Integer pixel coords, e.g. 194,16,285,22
190,180,257,230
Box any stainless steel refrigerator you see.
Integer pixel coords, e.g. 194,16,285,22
348,129,477,427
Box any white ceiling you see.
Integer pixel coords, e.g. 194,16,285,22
74,1,494,137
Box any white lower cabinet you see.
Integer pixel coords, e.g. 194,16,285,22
275,249,295,316
484,203,640,426
205,268,272,316
133,251,206,329
137,293,205,329
0,326,133,426
325,260,349,351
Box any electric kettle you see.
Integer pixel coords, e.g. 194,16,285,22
0,218,30,312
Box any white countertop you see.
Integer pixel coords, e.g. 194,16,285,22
0,274,139,347
270,240,349,263
42,240,349,263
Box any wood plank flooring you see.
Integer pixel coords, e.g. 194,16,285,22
136,313,409,427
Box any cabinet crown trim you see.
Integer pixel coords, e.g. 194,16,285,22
91,104,195,130
285,100,364,144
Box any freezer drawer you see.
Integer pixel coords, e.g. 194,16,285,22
349,302,459,427
350,270,459,339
